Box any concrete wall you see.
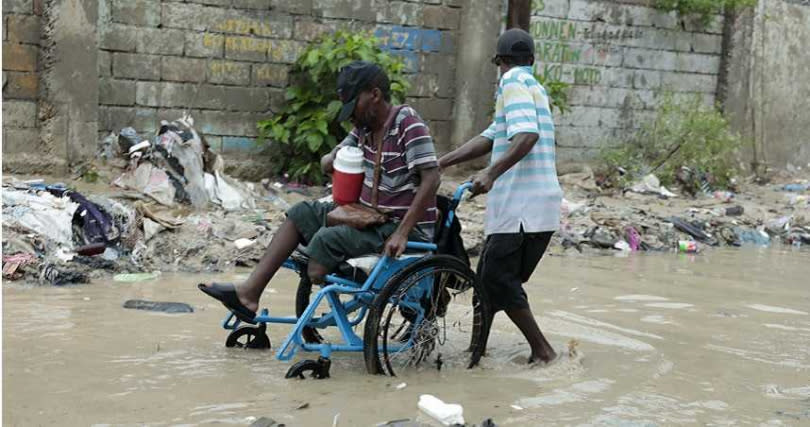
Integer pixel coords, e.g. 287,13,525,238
96,0,461,158
3,0,47,172
528,0,724,163
4,0,809,175
451,0,503,151
724,0,810,170
3,0,461,176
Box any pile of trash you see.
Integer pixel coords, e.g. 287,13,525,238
1,115,281,285
550,170,810,255
448,167,810,257
102,115,256,211
2,179,137,285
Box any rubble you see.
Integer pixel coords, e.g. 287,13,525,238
3,124,809,287
1,114,277,285
446,166,810,257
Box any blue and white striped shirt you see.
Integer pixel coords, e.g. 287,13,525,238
481,66,563,236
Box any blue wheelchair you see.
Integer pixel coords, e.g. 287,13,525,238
217,183,491,378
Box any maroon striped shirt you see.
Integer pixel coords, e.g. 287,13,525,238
338,105,438,238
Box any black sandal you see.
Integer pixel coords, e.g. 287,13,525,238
198,283,257,324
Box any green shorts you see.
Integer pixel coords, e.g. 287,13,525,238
286,200,430,272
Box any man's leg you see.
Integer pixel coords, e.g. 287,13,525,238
236,219,301,312
305,221,428,284
509,231,556,363
304,222,398,285
479,231,557,363
504,307,556,363
200,201,331,312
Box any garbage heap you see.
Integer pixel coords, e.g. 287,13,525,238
549,170,810,255
2,115,280,286
447,167,810,257
103,115,256,211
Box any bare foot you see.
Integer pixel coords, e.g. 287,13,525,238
528,348,557,365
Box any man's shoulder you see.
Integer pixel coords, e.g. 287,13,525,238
394,104,430,134
395,104,425,124
501,66,538,87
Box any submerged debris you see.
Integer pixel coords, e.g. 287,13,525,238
122,299,194,313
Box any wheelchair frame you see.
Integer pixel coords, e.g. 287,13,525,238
218,183,476,379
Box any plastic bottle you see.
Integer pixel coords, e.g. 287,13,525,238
418,394,465,426
625,226,641,251
678,240,698,253
713,191,734,202
783,183,809,192
332,146,364,205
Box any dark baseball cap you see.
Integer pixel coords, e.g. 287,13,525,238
336,61,385,122
495,28,535,57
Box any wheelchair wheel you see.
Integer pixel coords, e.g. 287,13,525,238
363,255,490,376
225,324,271,349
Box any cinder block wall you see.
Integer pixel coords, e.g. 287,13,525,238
5,0,807,176
96,0,462,159
530,0,724,163
3,0,45,171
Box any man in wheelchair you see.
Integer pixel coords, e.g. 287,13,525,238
199,61,441,325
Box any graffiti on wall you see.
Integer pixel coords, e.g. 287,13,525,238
374,26,443,73
530,1,642,86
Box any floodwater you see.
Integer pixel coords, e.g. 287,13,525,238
4,248,810,426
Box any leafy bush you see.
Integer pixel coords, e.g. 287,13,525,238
535,72,571,116
599,93,743,192
258,30,409,184
654,0,757,26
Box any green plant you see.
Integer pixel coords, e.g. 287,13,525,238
535,72,571,115
258,30,409,184
654,0,757,26
599,93,743,192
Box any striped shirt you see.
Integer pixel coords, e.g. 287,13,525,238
481,66,563,236
338,105,438,238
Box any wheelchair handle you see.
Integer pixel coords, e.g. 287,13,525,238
453,182,474,203
444,182,473,229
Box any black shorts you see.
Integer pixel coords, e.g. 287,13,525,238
476,229,553,312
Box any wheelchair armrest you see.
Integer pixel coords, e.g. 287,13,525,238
406,241,437,251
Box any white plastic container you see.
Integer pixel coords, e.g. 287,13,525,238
418,394,465,426
332,146,365,205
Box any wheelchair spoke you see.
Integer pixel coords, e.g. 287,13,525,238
364,256,490,376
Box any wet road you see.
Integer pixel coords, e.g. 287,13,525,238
4,248,810,426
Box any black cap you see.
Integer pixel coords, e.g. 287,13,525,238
496,28,535,57
336,61,384,122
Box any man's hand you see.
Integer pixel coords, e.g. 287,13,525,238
470,168,495,196
321,152,336,175
383,231,409,258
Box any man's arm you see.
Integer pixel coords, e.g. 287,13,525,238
323,129,361,174
470,73,542,195
383,166,440,257
470,132,537,195
320,145,340,174
438,135,494,169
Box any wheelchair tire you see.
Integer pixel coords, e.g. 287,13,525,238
363,255,490,376
225,324,271,349
285,357,331,379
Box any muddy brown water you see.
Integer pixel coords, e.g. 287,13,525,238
4,248,810,426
